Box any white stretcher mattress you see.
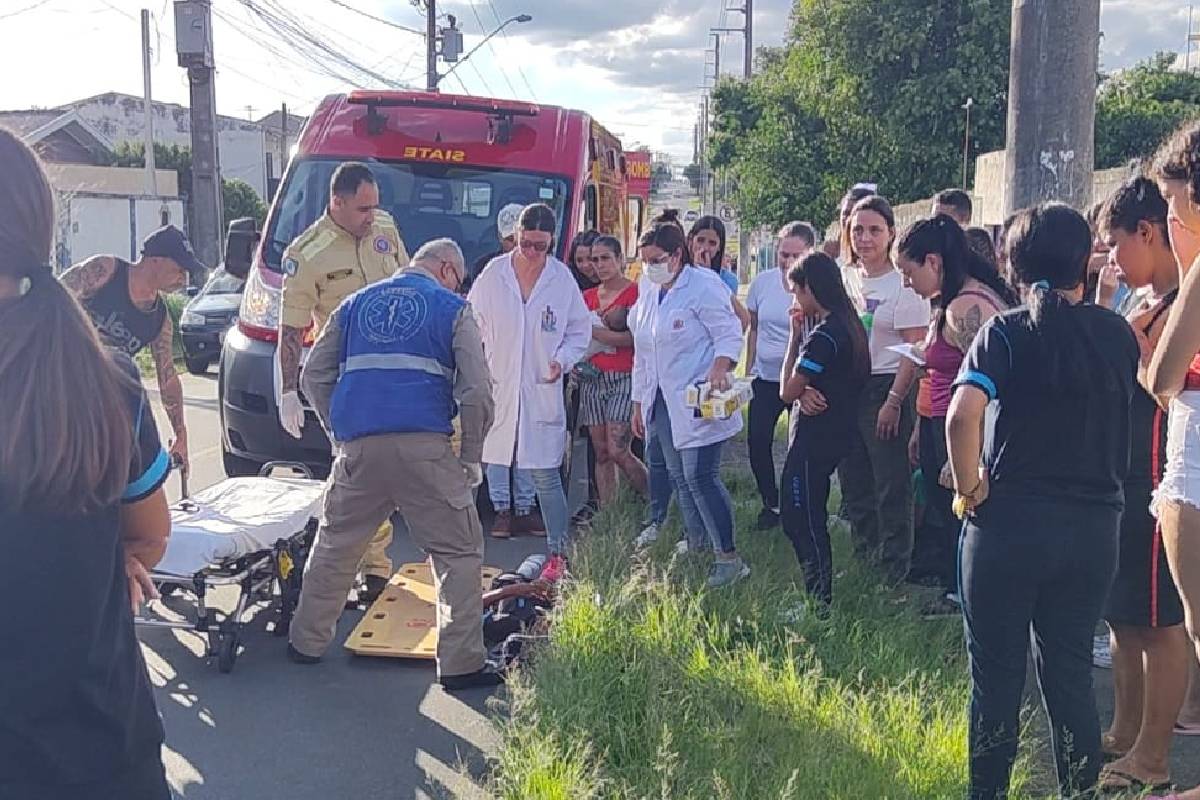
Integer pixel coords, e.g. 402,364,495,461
156,477,325,577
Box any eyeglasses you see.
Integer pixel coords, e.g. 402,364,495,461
519,240,550,254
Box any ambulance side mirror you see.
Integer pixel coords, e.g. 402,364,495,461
223,217,260,280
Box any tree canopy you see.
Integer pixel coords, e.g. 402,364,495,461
709,0,1011,230
1095,53,1200,170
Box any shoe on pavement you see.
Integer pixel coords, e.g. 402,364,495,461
516,509,546,536
539,553,568,583
706,557,750,588
439,664,505,691
491,510,513,539
634,523,660,548
287,643,321,665
755,507,781,530
360,574,389,604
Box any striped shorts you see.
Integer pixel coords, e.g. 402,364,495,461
579,370,634,427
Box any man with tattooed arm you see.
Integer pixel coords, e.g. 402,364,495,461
278,162,410,601
61,225,207,479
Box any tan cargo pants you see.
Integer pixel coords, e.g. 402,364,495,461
291,430,485,677
358,419,461,577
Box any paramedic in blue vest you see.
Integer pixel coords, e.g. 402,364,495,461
288,238,502,690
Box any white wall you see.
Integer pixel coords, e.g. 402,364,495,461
69,95,267,199
55,194,186,269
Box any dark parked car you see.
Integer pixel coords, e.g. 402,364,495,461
179,268,244,375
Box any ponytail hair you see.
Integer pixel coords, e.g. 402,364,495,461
897,214,1016,333
788,252,870,383
1005,202,1115,393
0,128,134,515
640,221,689,265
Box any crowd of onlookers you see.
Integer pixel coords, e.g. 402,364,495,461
520,118,1200,799
10,103,1200,796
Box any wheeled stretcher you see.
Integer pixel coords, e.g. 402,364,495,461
135,462,325,673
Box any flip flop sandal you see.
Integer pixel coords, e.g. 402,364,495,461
1174,722,1200,736
1098,768,1173,795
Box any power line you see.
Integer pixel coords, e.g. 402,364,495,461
467,1,517,97
325,0,425,37
485,0,537,100
0,0,55,21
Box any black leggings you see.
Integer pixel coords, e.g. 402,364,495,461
779,439,840,605
962,497,1118,799
748,378,789,510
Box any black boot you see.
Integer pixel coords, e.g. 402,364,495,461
438,664,505,691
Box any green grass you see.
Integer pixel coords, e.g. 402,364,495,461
489,468,1048,799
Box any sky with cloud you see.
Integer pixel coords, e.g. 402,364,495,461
0,0,1187,164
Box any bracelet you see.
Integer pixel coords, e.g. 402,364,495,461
887,389,903,401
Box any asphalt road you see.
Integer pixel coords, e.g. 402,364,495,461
141,370,556,799
142,370,1200,797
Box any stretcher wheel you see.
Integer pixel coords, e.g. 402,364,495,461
216,629,240,673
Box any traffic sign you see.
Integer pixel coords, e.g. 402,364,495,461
719,204,736,222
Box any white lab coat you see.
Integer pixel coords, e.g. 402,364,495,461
630,266,744,450
468,252,591,469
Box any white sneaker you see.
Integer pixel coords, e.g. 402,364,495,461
1092,633,1112,669
634,523,659,548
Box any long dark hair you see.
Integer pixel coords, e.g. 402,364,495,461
897,214,1016,333
689,215,726,272
567,229,599,289
0,128,134,515
789,252,870,383
1006,203,1117,393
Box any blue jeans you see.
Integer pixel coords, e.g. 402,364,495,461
485,463,536,514
651,393,736,554
485,463,570,556
645,423,673,527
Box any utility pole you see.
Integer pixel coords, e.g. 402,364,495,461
140,9,157,196
701,95,710,216
1002,0,1100,215
743,0,753,79
426,0,437,92
712,32,720,80
279,102,288,179
174,0,222,268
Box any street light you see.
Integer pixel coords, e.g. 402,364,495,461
961,97,974,189
438,14,532,85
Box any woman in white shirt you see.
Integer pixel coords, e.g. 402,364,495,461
630,222,750,588
745,221,817,529
835,195,930,583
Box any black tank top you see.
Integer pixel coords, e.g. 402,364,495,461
1128,289,1177,485
82,259,168,358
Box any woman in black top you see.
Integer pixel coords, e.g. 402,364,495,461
948,203,1139,799
0,129,172,799
779,252,869,606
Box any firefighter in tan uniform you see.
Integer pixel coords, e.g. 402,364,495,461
277,162,410,601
